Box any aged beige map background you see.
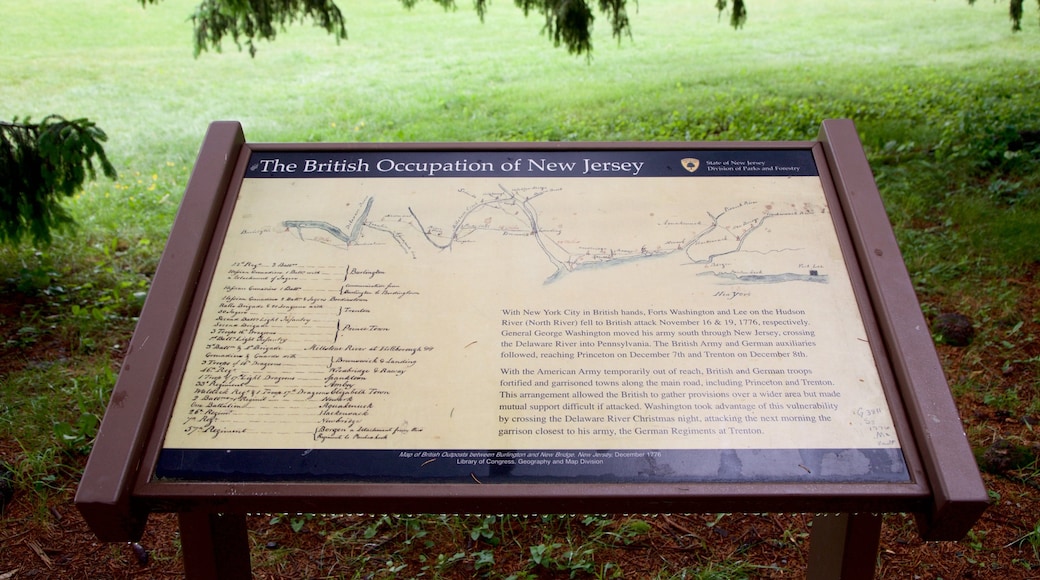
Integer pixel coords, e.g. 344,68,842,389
163,173,900,453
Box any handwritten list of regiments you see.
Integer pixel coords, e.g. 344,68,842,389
180,262,430,445
163,156,902,456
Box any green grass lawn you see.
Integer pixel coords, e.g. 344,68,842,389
2,0,1040,576
2,0,1036,166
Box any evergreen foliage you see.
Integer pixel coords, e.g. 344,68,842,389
0,116,116,245
138,0,348,57
141,0,745,56
405,0,636,56
968,0,1038,31
510,0,631,55
715,0,748,29
141,0,1036,57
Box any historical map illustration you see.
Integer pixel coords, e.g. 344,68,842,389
275,180,834,287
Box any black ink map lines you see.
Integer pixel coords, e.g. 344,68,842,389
276,184,831,286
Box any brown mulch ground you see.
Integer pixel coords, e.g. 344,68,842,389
1,269,1039,578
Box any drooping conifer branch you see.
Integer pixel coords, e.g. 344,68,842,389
142,1,1036,59
0,116,116,245
140,0,348,57
968,0,1038,31
715,0,748,29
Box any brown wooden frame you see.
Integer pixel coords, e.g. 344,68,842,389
76,120,987,579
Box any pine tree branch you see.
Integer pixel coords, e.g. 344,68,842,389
0,116,116,245
141,0,347,57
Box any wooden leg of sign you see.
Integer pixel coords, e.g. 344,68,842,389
178,511,252,579
806,512,882,580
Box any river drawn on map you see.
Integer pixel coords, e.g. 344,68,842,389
273,183,833,286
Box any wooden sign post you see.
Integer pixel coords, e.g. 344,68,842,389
76,120,987,579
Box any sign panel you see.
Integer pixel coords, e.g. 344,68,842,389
155,148,908,484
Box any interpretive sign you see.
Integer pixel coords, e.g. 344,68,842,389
155,146,908,484
77,121,988,580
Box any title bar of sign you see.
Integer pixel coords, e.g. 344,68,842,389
245,149,818,178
